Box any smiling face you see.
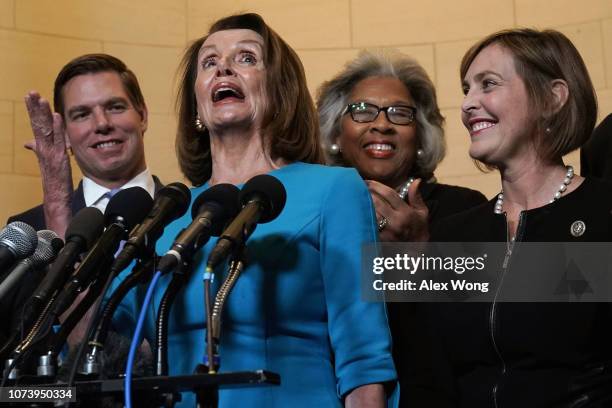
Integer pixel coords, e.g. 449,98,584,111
338,76,418,188
62,71,147,186
195,29,267,134
461,43,538,167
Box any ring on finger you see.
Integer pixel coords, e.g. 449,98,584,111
378,216,389,232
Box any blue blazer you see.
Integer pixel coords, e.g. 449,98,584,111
111,163,397,407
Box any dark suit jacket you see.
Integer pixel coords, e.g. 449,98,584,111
418,181,487,228
386,181,487,407
399,178,612,407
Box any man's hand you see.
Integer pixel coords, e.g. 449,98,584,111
367,179,430,242
25,91,73,238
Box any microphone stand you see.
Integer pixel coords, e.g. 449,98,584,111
155,256,193,377
196,245,246,408
40,276,107,379
83,257,155,376
211,249,246,344
65,248,156,394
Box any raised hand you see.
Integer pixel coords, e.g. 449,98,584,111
366,178,429,242
24,91,73,238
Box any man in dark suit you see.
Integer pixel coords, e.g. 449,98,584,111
3,54,162,350
8,54,162,235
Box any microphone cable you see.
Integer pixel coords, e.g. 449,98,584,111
124,269,163,408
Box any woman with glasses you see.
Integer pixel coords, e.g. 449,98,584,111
316,50,486,406
317,50,485,243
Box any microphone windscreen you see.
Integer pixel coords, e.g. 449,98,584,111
104,187,153,230
240,175,287,223
50,237,65,253
0,221,38,258
30,230,61,267
66,207,105,249
157,182,191,224
191,184,241,236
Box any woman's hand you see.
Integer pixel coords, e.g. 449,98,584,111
345,383,385,408
367,179,429,242
24,91,73,238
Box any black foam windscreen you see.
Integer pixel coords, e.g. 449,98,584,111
239,175,287,223
65,207,105,250
157,182,191,225
104,187,154,230
50,237,64,253
191,183,241,236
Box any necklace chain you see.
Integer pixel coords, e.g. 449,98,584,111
494,165,574,214
398,177,415,200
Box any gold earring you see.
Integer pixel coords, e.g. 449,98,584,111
195,116,206,132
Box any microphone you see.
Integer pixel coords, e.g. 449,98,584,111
5,209,103,361
207,175,286,270
112,183,191,273
49,187,153,317
0,222,37,273
32,207,104,306
0,230,62,300
157,184,241,274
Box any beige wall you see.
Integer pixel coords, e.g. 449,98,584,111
1,0,611,223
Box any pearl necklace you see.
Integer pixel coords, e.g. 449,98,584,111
494,165,574,214
398,177,415,200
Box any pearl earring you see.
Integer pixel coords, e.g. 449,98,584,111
417,149,424,157
195,116,206,132
329,143,341,155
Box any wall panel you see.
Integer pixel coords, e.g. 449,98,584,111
16,0,185,46
1,1,611,223
187,0,351,48
0,101,13,174
351,0,514,47
0,0,14,29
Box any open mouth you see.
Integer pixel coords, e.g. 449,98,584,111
92,140,122,149
212,85,245,102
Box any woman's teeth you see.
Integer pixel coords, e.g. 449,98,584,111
95,141,119,149
365,143,393,151
472,121,495,131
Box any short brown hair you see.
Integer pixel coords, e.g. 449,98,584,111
53,53,146,118
460,28,597,162
176,13,323,185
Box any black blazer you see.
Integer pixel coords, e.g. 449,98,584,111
418,181,487,227
387,181,487,407
399,178,612,407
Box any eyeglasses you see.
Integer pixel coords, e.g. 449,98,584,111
345,102,417,125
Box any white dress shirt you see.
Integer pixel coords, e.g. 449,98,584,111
83,168,155,214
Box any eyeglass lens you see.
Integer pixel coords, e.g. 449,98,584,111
349,102,415,125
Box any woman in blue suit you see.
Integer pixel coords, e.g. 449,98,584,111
113,13,396,407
